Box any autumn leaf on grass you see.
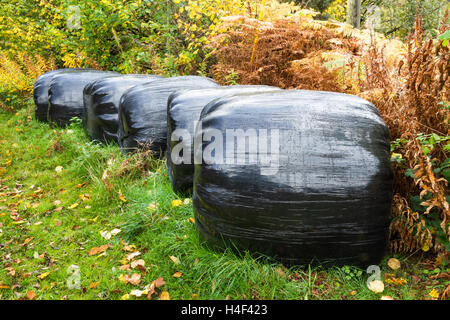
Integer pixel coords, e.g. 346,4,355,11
100,228,121,240
131,259,146,272
119,189,127,203
55,166,63,173
39,272,50,280
387,258,401,270
368,280,384,293
171,199,183,207
119,264,131,271
68,202,79,210
146,277,166,300
169,256,180,264
122,244,137,252
160,291,170,300
429,289,440,299
172,272,182,278
126,251,141,261
88,244,111,256
119,273,141,285
89,282,99,289
26,291,36,300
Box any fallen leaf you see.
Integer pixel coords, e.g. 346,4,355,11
171,199,183,207
169,256,180,264
172,272,182,278
121,294,130,300
368,280,384,294
126,251,141,261
88,244,110,256
429,289,440,299
89,282,99,289
153,277,165,288
26,291,36,300
387,258,401,270
131,259,145,271
380,296,394,300
39,272,50,280
55,166,63,173
160,291,170,300
68,202,79,210
119,264,131,271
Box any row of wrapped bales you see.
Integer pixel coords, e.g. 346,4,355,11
32,69,393,267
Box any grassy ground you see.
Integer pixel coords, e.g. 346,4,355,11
0,99,448,300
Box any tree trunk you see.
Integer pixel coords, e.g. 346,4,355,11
347,0,361,29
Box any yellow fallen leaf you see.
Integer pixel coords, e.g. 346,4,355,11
89,282,99,289
171,199,183,207
188,217,195,224
422,243,430,252
160,291,170,300
68,203,79,210
121,294,130,300
39,272,50,280
429,289,440,299
172,272,182,278
387,258,401,270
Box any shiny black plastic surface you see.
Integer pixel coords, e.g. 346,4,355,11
83,74,162,144
118,76,218,156
48,70,119,126
33,68,95,122
167,85,281,193
193,90,394,267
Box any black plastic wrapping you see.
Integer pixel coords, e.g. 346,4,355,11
167,85,281,193
83,74,162,144
47,70,120,126
193,90,394,267
33,68,95,122
118,76,218,156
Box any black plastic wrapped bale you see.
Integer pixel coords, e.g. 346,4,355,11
83,74,162,144
118,76,218,157
167,85,281,194
193,90,394,267
33,68,95,122
48,70,120,127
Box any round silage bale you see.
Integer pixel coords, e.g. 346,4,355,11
167,85,281,193
48,70,120,127
33,68,95,122
118,76,218,157
83,74,162,144
193,90,394,267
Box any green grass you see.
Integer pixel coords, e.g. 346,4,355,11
0,99,448,300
